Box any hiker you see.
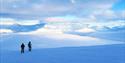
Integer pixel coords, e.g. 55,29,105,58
21,43,25,53
28,41,32,52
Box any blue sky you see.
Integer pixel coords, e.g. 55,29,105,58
112,0,125,10
0,0,125,34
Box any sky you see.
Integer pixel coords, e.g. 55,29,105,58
0,0,125,34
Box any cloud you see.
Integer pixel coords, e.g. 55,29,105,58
76,28,96,33
70,0,76,4
0,18,40,25
0,29,13,34
0,18,45,32
0,0,119,18
44,16,67,22
0,18,15,25
1,0,72,16
18,26,63,35
0,0,125,34
92,9,125,20
43,15,125,32
97,26,125,32
16,20,40,25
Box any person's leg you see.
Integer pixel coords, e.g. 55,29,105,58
29,48,31,52
21,49,23,53
21,48,24,53
23,49,24,53
30,48,31,51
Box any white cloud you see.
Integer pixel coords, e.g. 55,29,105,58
70,0,76,4
1,0,124,34
18,27,63,35
44,17,67,22
76,27,96,33
0,18,16,25
116,10,125,19
89,20,125,27
93,10,116,18
0,29,13,34
0,18,40,25
44,15,78,22
91,9,125,20
16,20,40,25
104,20,125,28
42,14,125,33
1,0,118,17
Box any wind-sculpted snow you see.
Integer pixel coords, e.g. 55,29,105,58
0,32,124,51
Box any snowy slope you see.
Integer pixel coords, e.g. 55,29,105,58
0,33,124,51
1,44,125,63
66,31,125,42
0,32,125,63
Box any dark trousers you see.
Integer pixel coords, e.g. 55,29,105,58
21,48,24,53
29,48,31,52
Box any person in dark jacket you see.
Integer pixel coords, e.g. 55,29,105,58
28,41,32,52
21,43,25,53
